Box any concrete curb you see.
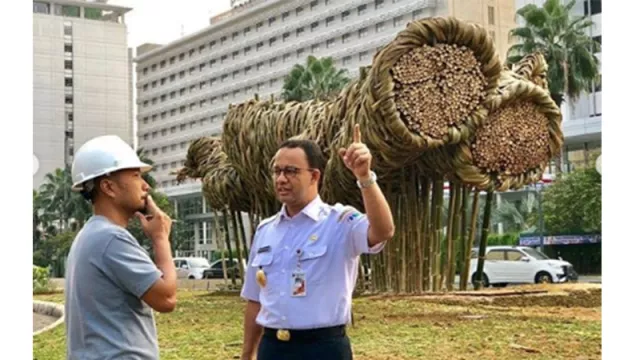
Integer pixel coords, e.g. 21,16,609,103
33,300,64,337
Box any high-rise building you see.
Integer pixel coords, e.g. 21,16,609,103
33,0,134,188
134,0,517,258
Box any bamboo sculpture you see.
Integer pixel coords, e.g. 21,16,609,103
175,16,562,293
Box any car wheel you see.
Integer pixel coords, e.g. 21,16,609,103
535,271,553,284
472,272,490,288
188,275,195,280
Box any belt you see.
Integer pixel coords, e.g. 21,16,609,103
263,325,346,343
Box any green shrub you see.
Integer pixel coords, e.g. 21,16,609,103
33,265,51,294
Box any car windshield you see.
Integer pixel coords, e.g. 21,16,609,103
521,247,549,260
189,259,210,268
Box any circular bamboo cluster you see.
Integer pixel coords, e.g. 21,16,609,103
393,44,488,140
452,76,562,191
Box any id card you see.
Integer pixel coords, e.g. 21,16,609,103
290,270,307,297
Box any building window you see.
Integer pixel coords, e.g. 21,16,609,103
33,1,50,14
189,49,195,57
221,36,227,44
232,51,239,59
244,46,251,55
358,4,366,15
170,109,176,116
64,60,73,70
283,53,291,62
282,11,290,20
270,58,277,66
245,66,252,74
61,5,80,17
269,37,277,47
326,16,335,26
283,32,290,42
256,22,263,30
359,28,368,38
584,0,602,15
171,127,176,134
257,61,264,70
359,51,368,61
394,16,404,27
296,49,305,58
488,6,495,25
326,39,335,48
65,78,73,87
269,16,276,26
310,0,319,9
170,56,175,64
244,27,251,36
180,124,186,131
311,22,319,32
161,112,167,119
221,55,227,63
376,22,385,33
179,53,185,61
209,40,216,49
64,44,73,53
375,0,384,9
343,56,352,66
297,27,305,37
312,44,320,53
151,81,157,88
296,6,304,15
232,31,238,40
412,9,423,20
179,71,185,78
342,11,350,21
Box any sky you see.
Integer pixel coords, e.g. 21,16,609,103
108,0,232,50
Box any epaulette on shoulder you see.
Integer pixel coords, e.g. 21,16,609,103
337,204,363,223
256,215,278,231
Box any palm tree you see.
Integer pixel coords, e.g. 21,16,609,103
282,55,351,102
493,196,538,234
506,0,601,107
38,167,92,231
136,148,157,188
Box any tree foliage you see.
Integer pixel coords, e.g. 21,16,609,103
282,56,351,102
507,0,601,106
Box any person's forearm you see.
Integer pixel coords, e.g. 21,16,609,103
152,238,177,294
359,176,395,246
242,301,263,360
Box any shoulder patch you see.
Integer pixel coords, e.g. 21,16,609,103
338,206,362,223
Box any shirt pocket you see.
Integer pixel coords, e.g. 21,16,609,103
299,244,329,284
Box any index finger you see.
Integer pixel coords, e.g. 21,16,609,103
353,124,361,144
145,194,160,215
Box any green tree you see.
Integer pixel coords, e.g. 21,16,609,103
282,55,351,102
541,168,601,234
137,148,157,188
37,167,92,231
507,0,601,107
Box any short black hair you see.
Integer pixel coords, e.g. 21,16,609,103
278,139,325,173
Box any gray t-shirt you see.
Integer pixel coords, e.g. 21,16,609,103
64,215,162,360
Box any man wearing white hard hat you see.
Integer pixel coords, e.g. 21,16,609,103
64,135,177,360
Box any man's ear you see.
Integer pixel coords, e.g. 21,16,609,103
99,177,117,199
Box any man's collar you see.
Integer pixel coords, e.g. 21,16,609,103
275,196,325,225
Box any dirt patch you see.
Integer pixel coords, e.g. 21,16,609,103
365,284,601,308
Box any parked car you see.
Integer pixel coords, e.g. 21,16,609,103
174,257,211,280
469,246,579,287
202,258,243,279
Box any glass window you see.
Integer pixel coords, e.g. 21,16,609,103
486,250,505,261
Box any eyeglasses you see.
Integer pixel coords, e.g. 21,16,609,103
271,166,316,178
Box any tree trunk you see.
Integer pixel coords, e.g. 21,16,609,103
474,191,494,290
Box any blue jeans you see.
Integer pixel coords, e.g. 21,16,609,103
257,334,353,360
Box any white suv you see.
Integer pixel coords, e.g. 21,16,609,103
174,257,211,280
469,246,578,287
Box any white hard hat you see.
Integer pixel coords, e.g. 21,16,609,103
71,135,152,191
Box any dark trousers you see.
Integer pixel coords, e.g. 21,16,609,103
257,333,353,360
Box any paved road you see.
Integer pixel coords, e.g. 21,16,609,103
33,312,58,331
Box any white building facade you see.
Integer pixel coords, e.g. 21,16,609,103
33,0,134,189
134,0,517,258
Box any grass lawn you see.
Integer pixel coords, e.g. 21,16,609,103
33,286,601,360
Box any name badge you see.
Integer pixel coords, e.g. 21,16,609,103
290,270,307,297
257,245,271,254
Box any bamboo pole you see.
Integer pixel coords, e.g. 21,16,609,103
461,190,480,290
448,183,463,291
458,186,469,290
221,209,237,286
474,191,494,290
442,183,457,291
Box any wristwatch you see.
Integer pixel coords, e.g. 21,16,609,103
356,171,377,189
